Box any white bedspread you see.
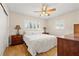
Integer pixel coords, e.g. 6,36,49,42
23,34,57,56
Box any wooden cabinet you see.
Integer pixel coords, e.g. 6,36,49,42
42,32,49,34
57,34,79,56
10,35,24,46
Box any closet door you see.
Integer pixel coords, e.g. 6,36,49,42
74,24,79,34
0,4,8,55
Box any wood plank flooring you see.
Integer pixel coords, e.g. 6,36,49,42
4,44,57,56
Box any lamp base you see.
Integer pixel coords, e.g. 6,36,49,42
16,32,20,35
16,34,20,35
16,30,20,35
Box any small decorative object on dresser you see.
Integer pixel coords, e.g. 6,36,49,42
10,35,24,46
15,25,21,35
42,27,49,34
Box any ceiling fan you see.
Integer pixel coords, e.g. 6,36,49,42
33,4,56,16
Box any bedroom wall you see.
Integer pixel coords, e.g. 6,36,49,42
9,10,79,36
0,4,9,55
9,11,46,35
46,10,79,36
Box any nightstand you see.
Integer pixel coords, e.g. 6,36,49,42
10,35,24,46
42,32,49,34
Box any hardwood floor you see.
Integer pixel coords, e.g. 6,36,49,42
4,44,57,56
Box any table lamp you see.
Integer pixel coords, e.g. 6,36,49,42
15,25,21,35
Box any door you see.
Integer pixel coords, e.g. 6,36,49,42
0,4,8,55
74,24,79,34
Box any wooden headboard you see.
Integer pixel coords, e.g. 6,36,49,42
74,24,79,34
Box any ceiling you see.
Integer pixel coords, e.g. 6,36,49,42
6,3,79,19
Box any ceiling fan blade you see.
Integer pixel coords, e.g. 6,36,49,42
33,11,42,12
47,8,56,14
47,8,56,12
42,4,47,12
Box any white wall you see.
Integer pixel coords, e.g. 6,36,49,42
47,10,79,36
9,11,46,35
0,4,9,55
9,9,79,37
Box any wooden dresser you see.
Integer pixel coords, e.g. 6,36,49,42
57,34,79,56
10,35,24,46
42,32,49,34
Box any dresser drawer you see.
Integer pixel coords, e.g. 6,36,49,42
10,35,24,45
12,36,22,40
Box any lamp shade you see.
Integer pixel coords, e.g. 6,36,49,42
15,25,21,30
43,27,46,29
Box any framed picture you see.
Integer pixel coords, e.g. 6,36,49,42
37,24,39,28
29,22,32,29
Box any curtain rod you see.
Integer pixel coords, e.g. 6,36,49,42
0,3,8,16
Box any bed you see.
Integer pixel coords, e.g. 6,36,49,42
23,34,57,56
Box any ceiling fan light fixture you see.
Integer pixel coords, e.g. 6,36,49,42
40,13,49,16
40,14,43,16
45,13,49,16
42,12,46,14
